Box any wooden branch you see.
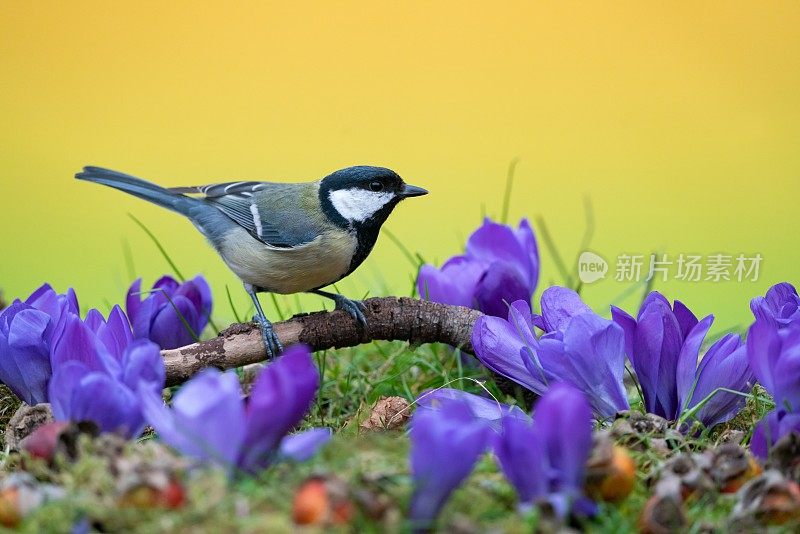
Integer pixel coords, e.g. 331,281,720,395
162,297,482,386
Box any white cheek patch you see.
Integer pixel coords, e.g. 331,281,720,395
329,188,395,222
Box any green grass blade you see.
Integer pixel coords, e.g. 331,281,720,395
127,213,186,282
534,215,573,288
225,284,243,324
500,157,519,224
568,196,595,288
269,293,286,322
381,227,418,269
121,238,136,282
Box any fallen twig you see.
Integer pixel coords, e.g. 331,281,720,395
162,297,482,386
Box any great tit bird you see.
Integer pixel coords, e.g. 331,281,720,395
76,166,428,358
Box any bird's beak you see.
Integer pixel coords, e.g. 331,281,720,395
400,184,428,198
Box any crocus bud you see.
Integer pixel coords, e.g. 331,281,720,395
292,477,353,526
0,285,79,405
126,275,212,349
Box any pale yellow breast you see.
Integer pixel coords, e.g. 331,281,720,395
218,226,358,294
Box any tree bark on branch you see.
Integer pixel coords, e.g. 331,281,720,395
162,297,482,386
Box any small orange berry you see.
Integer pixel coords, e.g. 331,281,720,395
293,479,329,525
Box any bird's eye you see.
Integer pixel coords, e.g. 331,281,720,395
369,181,384,192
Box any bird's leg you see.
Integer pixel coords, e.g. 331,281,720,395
245,284,283,359
309,289,367,328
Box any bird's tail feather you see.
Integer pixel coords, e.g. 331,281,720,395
76,166,195,215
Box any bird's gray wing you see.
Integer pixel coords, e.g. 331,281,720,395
169,182,324,248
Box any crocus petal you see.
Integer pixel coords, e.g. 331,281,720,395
634,298,684,418
149,295,200,349
474,262,531,318
539,313,629,418
514,218,540,288
610,305,636,363
613,292,705,420
509,300,535,334
0,305,52,404
772,325,800,412
51,358,147,438
51,313,116,375
24,284,56,309
48,361,89,420
685,336,753,428
26,284,78,322
195,275,214,320
675,315,714,413
0,284,79,405
466,219,531,287
417,257,485,308
126,278,143,326
130,297,159,341
751,282,800,328
176,275,213,333
153,275,180,297
120,339,165,397
94,305,134,362
416,388,529,429
127,275,214,349
409,399,490,528
472,315,546,393
145,369,247,467
751,409,800,459
239,344,319,472
537,286,592,333
278,428,332,462
67,373,143,437
493,383,593,516
745,319,782,400
83,309,105,333
534,383,593,512
672,300,699,339
493,415,546,505
417,218,538,316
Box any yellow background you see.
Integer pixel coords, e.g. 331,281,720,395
2,1,798,331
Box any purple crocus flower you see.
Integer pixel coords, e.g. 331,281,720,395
751,409,800,459
747,320,800,413
0,284,78,405
750,282,800,329
48,306,165,438
612,292,753,427
532,285,592,334
140,344,329,474
418,218,539,317
126,275,213,349
409,394,491,528
473,289,629,418
676,328,752,428
494,383,594,517
611,292,698,418
415,388,529,430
